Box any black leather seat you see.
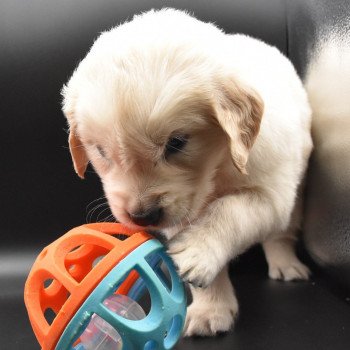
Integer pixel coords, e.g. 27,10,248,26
1,1,349,349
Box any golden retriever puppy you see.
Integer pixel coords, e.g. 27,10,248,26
62,8,313,336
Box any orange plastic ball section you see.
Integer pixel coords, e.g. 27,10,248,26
24,223,152,350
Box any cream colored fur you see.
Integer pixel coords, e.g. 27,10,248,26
62,9,313,336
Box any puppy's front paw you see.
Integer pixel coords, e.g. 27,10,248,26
167,232,221,288
184,300,238,337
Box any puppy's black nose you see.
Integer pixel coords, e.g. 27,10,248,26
129,207,163,227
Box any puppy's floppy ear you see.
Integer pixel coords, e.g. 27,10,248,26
67,125,89,179
62,84,89,179
214,77,264,174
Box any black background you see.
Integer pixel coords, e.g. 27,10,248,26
0,1,349,349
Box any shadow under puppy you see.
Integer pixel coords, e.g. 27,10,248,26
62,8,313,336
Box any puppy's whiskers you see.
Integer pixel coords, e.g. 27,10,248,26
98,213,116,223
96,206,113,222
86,195,107,210
87,202,109,222
86,196,109,223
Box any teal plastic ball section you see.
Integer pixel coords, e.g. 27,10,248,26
55,239,187,350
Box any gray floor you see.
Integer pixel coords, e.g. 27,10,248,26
1,248,350,350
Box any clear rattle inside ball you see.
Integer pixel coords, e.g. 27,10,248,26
80,294,146,350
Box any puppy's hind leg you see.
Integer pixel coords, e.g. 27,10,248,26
184,265,238,337
262,195,310,281
263,235,310,281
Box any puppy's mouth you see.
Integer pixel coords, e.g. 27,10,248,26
123,213,171,231
113,206,191,234
108,196,201,237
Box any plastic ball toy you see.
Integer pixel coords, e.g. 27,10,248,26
24,223,186,350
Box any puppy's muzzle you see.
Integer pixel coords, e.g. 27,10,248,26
129,207,163,227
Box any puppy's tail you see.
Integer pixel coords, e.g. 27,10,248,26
303,25,350,265
305,32,350,149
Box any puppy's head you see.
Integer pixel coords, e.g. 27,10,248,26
62,35,263,237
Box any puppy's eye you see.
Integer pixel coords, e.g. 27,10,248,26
165,135,188,157
96,145,106,158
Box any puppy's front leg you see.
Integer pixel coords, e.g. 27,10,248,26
168,190,283,287
185,265,238,336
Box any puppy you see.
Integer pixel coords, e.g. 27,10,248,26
62,9,313,336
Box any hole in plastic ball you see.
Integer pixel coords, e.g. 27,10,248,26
135,283,151,316
145,253,172,292
111,233,129,241
164,315,183,349
43,278,53,289
80,295,146,350
66,263,85,282
80,313,124,350
92,256,105,268
124,271,151,315
44,308,56,325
